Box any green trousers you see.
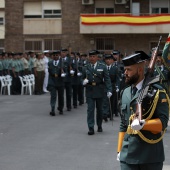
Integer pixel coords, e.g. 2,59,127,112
120,161,163,170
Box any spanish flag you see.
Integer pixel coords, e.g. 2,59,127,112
81,14,170,25
162,33,170,70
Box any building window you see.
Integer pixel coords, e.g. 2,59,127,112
0,18,4,25
152,8,168,14
25,39,61,52
151,0,169,14
43,10,62,18
95,0,114,14
96,8,114,14
24,1,62,19
44,39,61,50
25,41,42,52
96,38,114,51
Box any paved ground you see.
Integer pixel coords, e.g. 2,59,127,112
0,93,170,170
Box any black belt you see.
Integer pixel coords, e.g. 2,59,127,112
87,82,103,86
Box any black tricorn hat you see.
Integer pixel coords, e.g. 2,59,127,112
89,50,100,56
104,54,113,60
53,50,61,55
112,50,120,55
75,52,80,56
80,53,87,57
61,48,68,52
122,52,149,66
135,51,150,61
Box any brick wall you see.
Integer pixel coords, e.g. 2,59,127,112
5,0,24,52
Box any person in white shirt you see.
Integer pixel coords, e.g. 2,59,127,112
43,50,50,92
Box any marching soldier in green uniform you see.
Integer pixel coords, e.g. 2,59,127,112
113,50,125,98
70,52,82,108
61,48,72,111
47,51,66,116
154,52,170,96
103,54,118,122
82,50,112,135
117,52,169,170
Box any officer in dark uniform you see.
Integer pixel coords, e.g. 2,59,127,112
79,53,88,105
61,48,72,111
117,52,169,170
47,50,66,116
103,54,119,122
82,50,112,135
77,53,84,105
70,52,79,108
113,50,125,98
154,52,170,96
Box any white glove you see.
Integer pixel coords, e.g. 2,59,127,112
131,118,145,131
107,92,112,98
70,70,75,75
117,152,120,161
77,72,82,76
83,78,89,85
61,73,66,77
116,86,119,92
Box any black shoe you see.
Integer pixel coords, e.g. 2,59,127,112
49,111,55,116
97,127,103,132
74,105,77,108
110,117,113,121
103,117,108,122
88,128,95,135
59,110,63,115
115,114,119,117
67,108,71,111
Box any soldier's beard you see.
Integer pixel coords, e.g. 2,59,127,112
125,72,139,85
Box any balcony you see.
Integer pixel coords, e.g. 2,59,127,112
23,18,62,35
80,14,170,34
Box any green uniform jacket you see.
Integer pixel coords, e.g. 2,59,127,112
119,84,169,164
47,60,64,89
83,62,112,98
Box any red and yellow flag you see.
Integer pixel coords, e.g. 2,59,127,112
81,14,170,25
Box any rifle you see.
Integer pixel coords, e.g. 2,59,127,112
134,36,162,122
60,56,65,74
67,46,74,74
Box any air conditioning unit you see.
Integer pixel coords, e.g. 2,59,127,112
115,0,126,4
82,0,94,5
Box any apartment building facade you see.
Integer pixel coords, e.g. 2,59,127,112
0,0,170,56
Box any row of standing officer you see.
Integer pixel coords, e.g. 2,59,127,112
0,52,36,94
